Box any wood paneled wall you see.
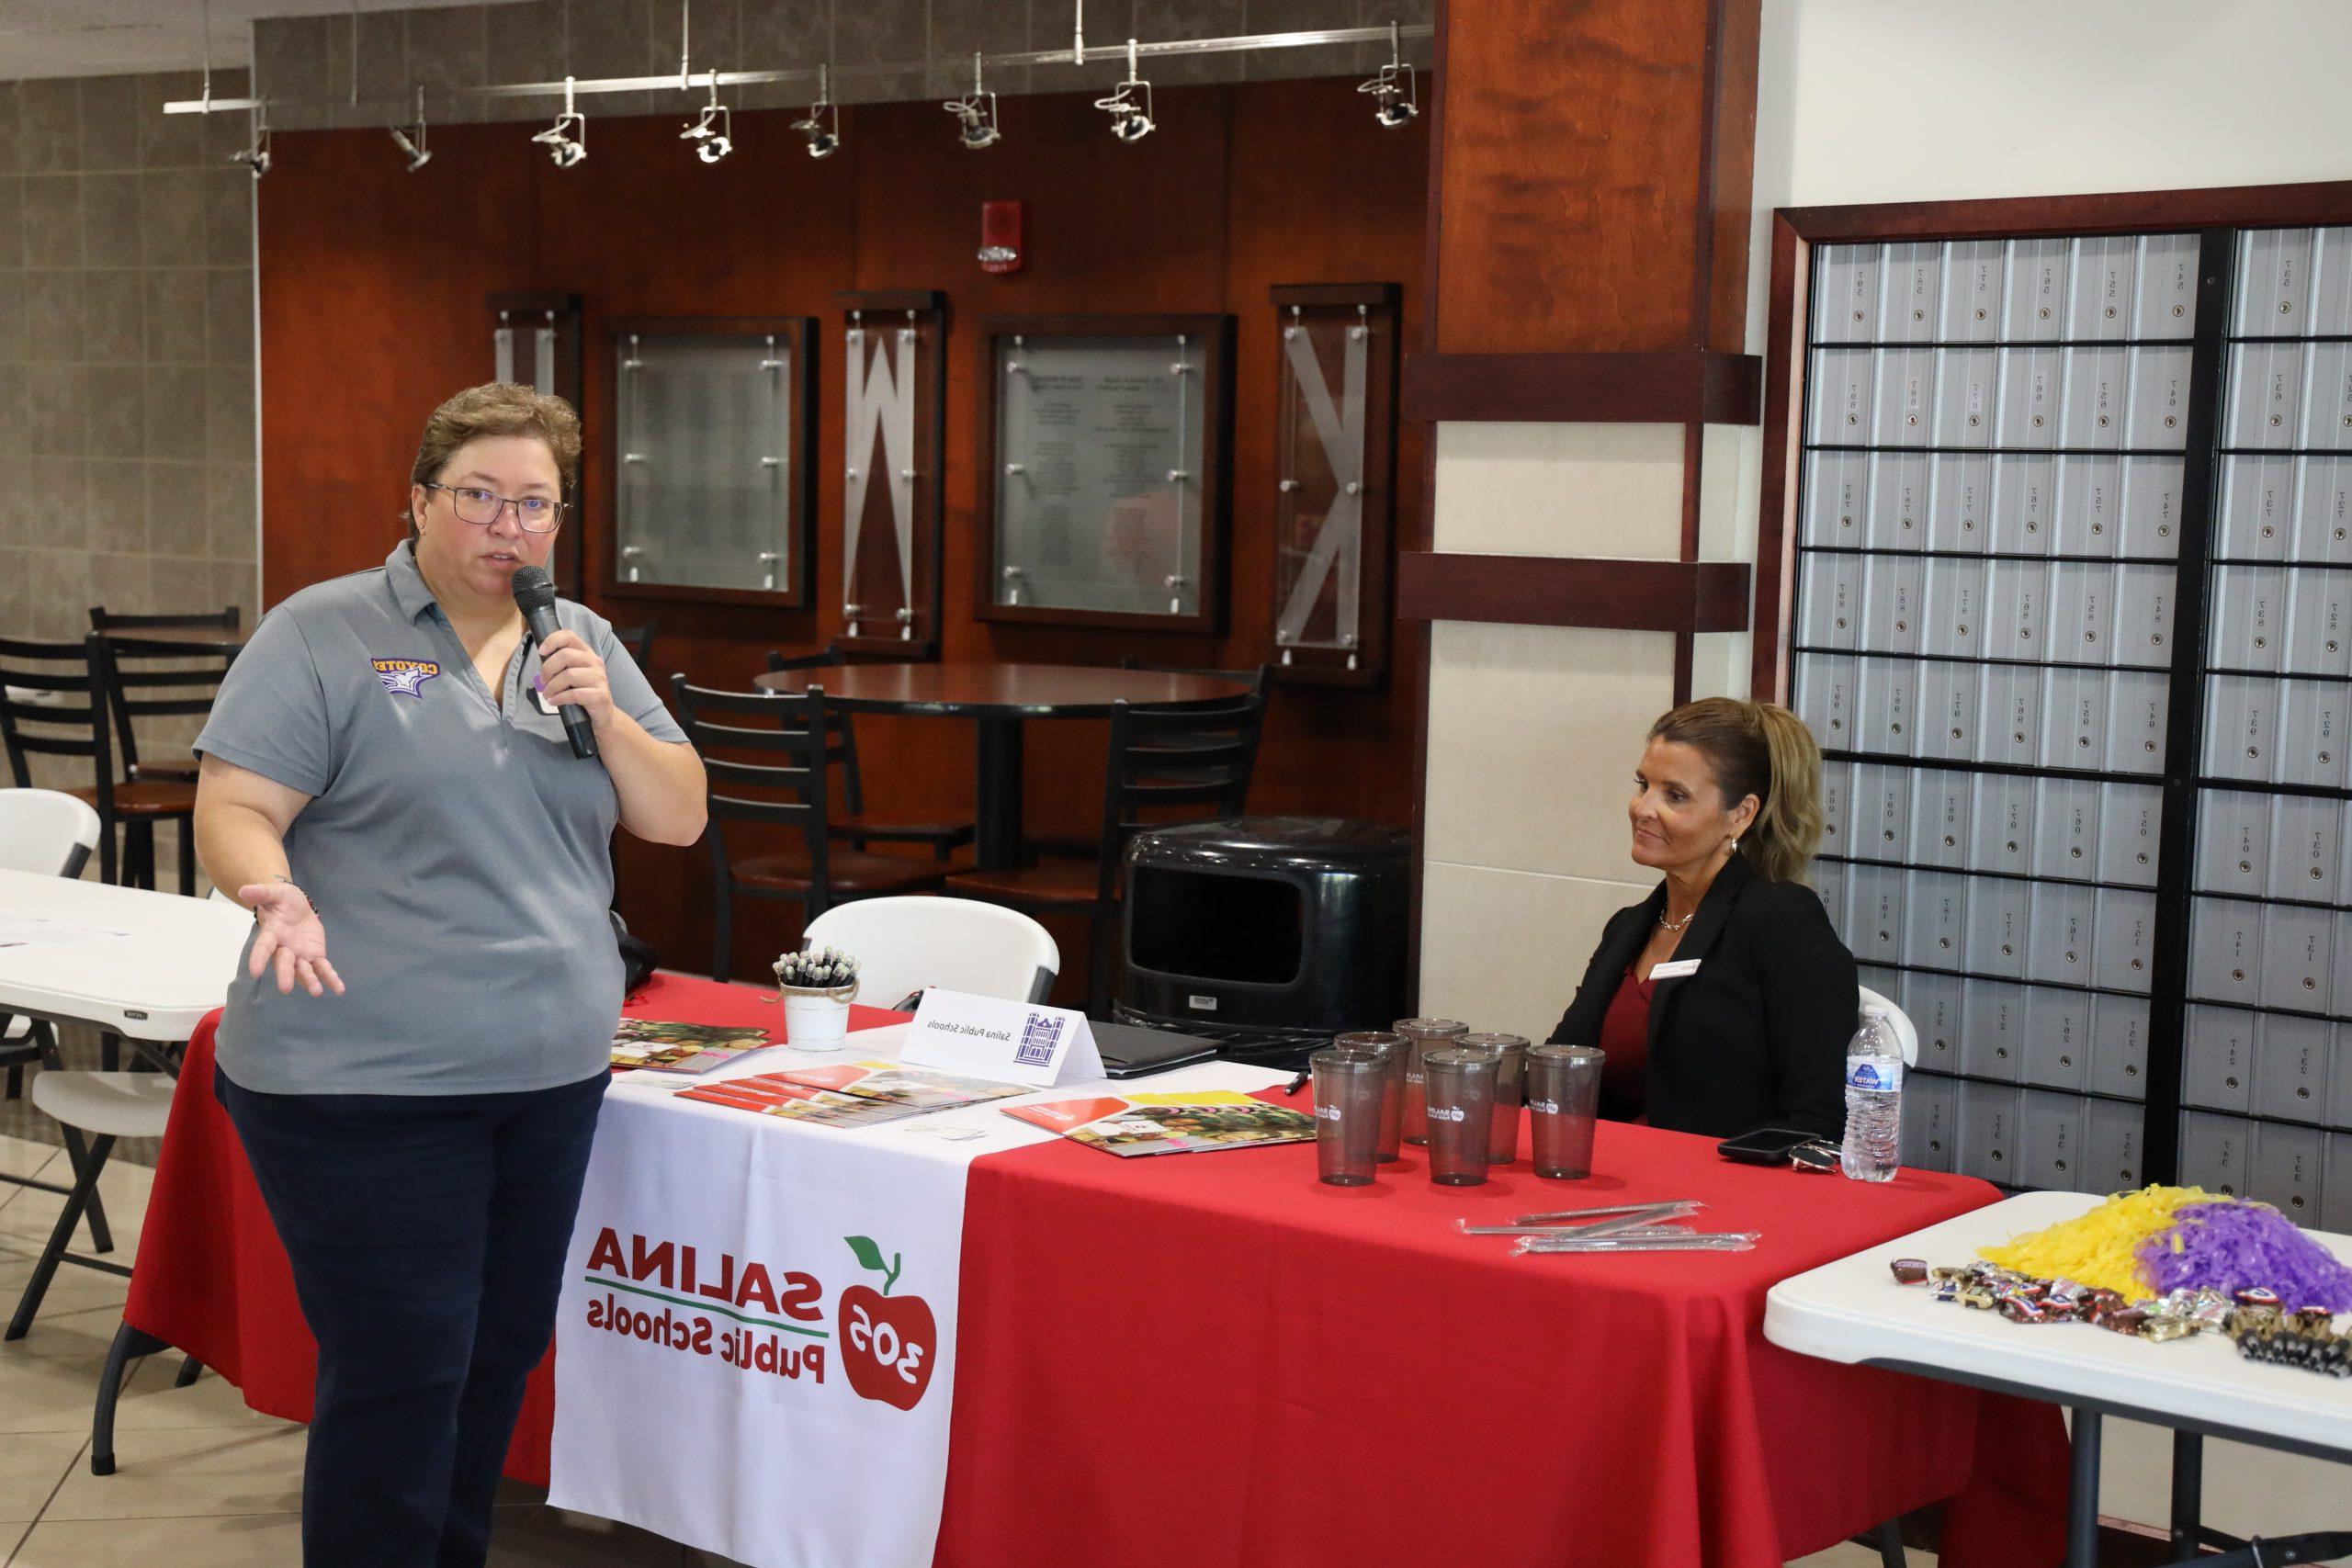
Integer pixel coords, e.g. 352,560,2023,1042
254,76,1427,990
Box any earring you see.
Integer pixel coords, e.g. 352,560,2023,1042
1728,837,1741,854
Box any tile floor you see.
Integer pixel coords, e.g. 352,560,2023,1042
0,1127,1909,1567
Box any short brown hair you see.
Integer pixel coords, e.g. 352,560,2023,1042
404,382,582,538
1646,698,1826,885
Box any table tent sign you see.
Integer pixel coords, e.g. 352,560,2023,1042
899,989,1105,1088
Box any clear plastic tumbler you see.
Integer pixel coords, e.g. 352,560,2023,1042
1332,1030,1408,1162
1526,1044,1605,1179
1311,1048,1387,1186
1393,1018,1468,1146
1460,1032,1529,1165
1421,1047,1498,1186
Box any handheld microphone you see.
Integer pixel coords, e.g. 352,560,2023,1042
511,565,598,760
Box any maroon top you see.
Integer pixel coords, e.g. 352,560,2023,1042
1597,964,1652,1124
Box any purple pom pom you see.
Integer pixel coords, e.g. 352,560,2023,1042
2137,1202,2352,1313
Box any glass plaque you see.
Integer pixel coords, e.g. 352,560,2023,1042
1270,285,1398,684
980,316,1230,629
608,318,813,603
839,292,944,656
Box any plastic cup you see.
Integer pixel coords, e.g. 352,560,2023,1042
1311,1048,1387,1186
1461,1032,1529,1165
1421,1047,1498,1186
1393,1018,1468,1146
1526,1044,1605,1179
1332,1031,1408,1162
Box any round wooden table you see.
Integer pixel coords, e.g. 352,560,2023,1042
748,662,1250,869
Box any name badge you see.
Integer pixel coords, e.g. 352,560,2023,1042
1651,959,1702,980
532,687,560,716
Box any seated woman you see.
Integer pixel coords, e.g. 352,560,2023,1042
1547,697,1854,1141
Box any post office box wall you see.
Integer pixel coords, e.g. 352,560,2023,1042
2018,1089,2086,1190
2184,1004,2257,1111
2089,996,2150,1101
2178,1110,2256,1198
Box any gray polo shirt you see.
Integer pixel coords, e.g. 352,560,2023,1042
197,541,688,1095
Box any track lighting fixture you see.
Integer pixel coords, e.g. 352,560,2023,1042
682,69,732,163
1094,39,1154,143
532,76,588,167
1358,21,1418,128
944,52,1001,150
389,85,431,172
793,64,841,158
231,100,271,179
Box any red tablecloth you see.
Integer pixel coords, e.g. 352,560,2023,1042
126,979,2065,1566
938,1114,2065,1568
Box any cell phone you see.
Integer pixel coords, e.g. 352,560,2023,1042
1716,1127,1826,1165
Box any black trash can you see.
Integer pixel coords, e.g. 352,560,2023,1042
1115,816,1411,1069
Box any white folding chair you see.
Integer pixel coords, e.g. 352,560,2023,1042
0,786,101,875
0,790,118,1258
802,896,1059,1011
1858,985,1919,1068
5,1069,175,1342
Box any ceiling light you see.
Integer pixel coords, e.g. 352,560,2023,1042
682,69,732,163
533,76,588,168
793,64,841,158
1094,39,1154,143
390,86,431,172
1358,22,1419,128
944,52,1001,150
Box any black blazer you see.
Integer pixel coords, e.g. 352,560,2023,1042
1547,854,1856,1142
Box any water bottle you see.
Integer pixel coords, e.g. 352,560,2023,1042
1840,1006,1903,1182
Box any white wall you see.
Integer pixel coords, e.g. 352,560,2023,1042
1695,0,2352,698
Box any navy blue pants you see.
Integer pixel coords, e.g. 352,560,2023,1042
216,1066,608,1568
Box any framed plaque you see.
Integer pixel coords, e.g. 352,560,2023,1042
976,313,1233,632
489,291,584,593
1269,283,1400,686
601,316,816,606
837,290,945,659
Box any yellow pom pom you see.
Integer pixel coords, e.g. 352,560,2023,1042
1976,1186,2222,1300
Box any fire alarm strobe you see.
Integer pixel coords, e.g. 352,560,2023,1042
978,199,1023,274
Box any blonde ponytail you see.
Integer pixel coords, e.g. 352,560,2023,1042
1645,698,1826,885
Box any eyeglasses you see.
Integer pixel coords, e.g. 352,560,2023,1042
424,483,566,534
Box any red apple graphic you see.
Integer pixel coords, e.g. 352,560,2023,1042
838,1235,936,1412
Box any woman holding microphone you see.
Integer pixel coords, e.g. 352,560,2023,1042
192,384,705,1567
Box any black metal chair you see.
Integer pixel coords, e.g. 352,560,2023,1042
946,694,1265,1016
765,649,975,860
92,633,233,821
0,636,199,891
86,605,239,785
672,677,960,981
1026,662,1272,861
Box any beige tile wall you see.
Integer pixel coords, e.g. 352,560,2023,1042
1418,419,1689,1039
0,70,258,874
248,0,1436,128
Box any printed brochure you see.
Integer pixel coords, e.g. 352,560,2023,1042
1001,1090,1315,1156
610,1020,774,1076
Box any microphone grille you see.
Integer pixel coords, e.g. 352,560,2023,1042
510,564,558,612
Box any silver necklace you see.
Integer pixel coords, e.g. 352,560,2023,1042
1657,908,1696,934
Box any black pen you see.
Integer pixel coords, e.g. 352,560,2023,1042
1283,1068,1310,1096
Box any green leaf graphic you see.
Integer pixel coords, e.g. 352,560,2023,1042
845,1235,888,1275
